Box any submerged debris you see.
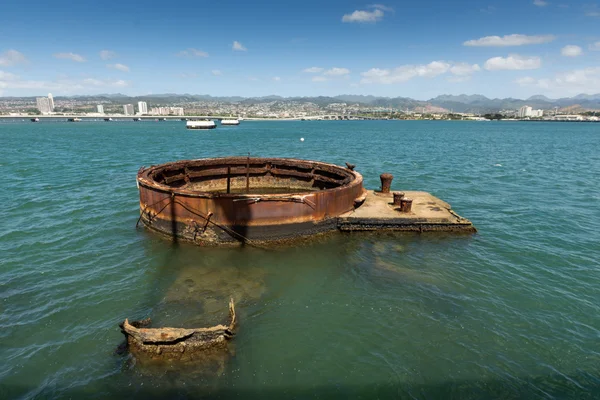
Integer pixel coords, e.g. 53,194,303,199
120,298,236,364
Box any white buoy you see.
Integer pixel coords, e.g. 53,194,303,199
300,138,305,142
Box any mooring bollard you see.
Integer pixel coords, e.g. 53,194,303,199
399,198,413,213
393,191,405,206
380,173,393,193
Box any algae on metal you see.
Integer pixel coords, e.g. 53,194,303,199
120,299,236,367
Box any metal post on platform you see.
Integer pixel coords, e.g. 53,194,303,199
380,173,393,193
400,198,413,213
393,191,405,206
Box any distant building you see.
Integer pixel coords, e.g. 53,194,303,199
517,106,544,118
518,106,532,118
36,97,51,114
97,105,104,114
138,101,148,114
48,93,54,112
554,115,584,121
149,106,184,116
530,109,544,118
123,104,134,116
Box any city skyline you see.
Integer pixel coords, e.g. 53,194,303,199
1,0,600,99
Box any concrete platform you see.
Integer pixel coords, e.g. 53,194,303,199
337,190,476,233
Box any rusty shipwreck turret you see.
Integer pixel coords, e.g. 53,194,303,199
136,157,365,245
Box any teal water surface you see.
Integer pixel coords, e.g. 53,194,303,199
1,120,599,399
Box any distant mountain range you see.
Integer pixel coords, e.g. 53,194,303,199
3,93,600,112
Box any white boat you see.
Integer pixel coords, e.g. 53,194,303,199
220,119,240,126
186,120,216,129
68,118,82,122
31,118,40,122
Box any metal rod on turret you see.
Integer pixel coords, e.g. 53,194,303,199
227,166,231,194
246,153,250,194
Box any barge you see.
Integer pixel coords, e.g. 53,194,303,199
187,120,216,129
220,119,240,126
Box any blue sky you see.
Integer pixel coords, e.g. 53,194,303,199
1,0,599,99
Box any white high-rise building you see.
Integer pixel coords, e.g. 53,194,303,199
36,97,51,114
123,104,134,116
518,105,533,118
138,101,148,114
97,105,104,114
150,106,184,116
48,93,54,112
531,109,544,118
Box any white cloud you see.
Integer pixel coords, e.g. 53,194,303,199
464,34,555,47
53,52,86,62
342,8,384,23
368,4,394,12
83,78,129,87
450,63,481,76
312,76,328,82
484,54,541,70
515,67,600,95
0,70,19,81
447,76,472,83
233,41,247,51
178,73,198,79
324,67,350,76
178,48,209,57
360,61,451,84
561,45,583,57
590,41,600,51
533,0,548,6
0,72,130,94
515,76,537,85
303,67,324,73
99,50,116,60
107,63,130,72
0,50,28,67
273,76,281,81
585,6,600,17
211,69,222,76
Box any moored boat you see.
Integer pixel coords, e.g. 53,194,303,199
221,119,240,126
68,118,82,122
31,118,40,122
186,120,216,129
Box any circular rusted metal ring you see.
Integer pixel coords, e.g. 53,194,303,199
136,157,365,243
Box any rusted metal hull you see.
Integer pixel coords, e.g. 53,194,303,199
137,157,365,244
120,299,236,364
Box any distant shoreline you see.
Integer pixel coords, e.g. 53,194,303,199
0,115,598,123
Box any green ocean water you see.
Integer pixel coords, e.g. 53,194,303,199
1,120,599,399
